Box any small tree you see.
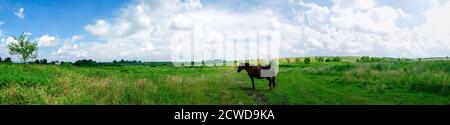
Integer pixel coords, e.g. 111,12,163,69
7,33,39,63
304,57,311,64
285,57,290,63
41,59,48,64
332,56,341,62
4,57,12,63
360,56,370,62
295,58,301,63
316,57,324,62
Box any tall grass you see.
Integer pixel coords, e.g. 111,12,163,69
0,64,255,104
1,60,449,105
334,61,450,95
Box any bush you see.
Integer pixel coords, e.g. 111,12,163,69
33,59,49,64
332,56,341,62
337,61,450,95
359,56,383,63
73,59,98,66
304,57,311,64
3,57,12,63
316,57,324,62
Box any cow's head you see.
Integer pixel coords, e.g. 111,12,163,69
237,63,249,73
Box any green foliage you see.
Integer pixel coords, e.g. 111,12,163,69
4,57,12,63
304,57,311,64
358,56,383,62
295,58,301,63
316,57,325,62
7,33,39,63
73,59,98,66
0,58,449,105
285,57,290,63
34,59,48,64
336,61,450,95
332,56,341,62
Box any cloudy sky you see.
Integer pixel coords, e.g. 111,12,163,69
0,0,449,62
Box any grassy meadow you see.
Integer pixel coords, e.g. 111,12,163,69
0,57,449,104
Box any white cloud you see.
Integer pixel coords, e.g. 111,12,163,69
37,35,57,47
14,8,25,20
285,0,450,57
50,35,85,60
184,0,202,10
24,32,32,36
57,0,211,61
70,35,84,42
411,0,450,56
54,0,450,61
0,37,9,57
5,36,17,45
85,20,110,37
0,20,4,26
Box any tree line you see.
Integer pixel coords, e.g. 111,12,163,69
0,57,12,63
285,56,341,64
356,56,384,62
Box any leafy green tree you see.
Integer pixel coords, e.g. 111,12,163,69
73,59,97,66
304,57,311,64
316,57,325,62
295,58,301,63
285,57,290,63
4,57,12,63
360,56,370,62
41,59,48,64
332,56,341,62
7,33,39,63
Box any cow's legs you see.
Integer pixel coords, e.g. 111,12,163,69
251,77,255,89
272,77,275,89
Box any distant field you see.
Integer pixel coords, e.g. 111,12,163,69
0,59,449,104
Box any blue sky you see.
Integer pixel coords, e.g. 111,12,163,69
0,0,426,37
0,0,449,62
0,0,129,38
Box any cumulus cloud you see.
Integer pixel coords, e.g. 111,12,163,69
70,35,84,42
411,1,450,56
0,37,9,57
85,20,110,37
24,32,33,36
57,0,212,61
286,0,450,57
14,8,25,19
37,35,57,47
54,0,450,61
5,36,17,45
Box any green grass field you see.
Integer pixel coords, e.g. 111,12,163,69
0,59,449,105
